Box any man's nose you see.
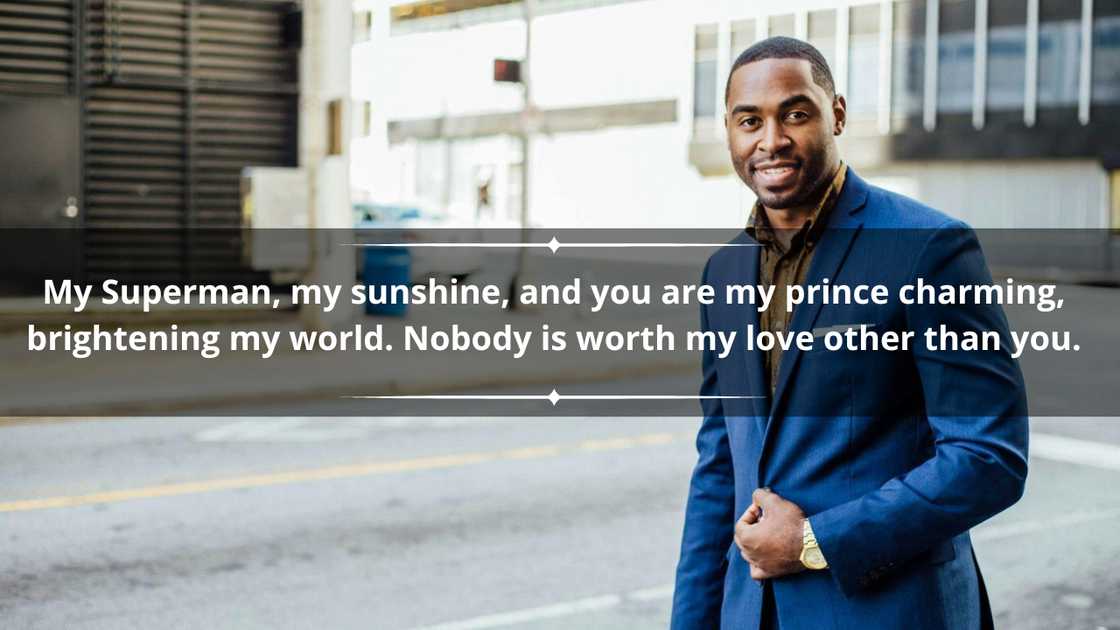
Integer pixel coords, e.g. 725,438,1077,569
758,122,791,154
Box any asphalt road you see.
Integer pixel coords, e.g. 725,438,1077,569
2,374,1119,630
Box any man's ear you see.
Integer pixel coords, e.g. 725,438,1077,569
832,94,847,135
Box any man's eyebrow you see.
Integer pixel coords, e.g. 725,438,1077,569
729,94,817,116
779,94,816,109
779,93,815,107
729,104,759,116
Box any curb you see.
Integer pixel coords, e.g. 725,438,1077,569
0,357,697,420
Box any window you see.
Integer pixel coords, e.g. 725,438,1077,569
731,19,757,63
938,0,975,114
848,4,881,117
1094,0,1120,105
1037,0,1081,109
770,14,796,38
693,24,718,131
353,10,373,43
892,0,926,127
506,161,523,222
987,0,1028,113
415,141,448,207
808,9,838,76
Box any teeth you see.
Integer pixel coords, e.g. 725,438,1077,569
760,167,793,175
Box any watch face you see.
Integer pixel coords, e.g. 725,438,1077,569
803,547,826,570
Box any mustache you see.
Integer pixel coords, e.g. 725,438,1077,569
748,157,800,171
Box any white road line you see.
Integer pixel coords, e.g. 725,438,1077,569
411,585,680,630
412,595,622,630
194,418,297,442
627,584,675,602
974,508,1120,542
1030,432,1120,472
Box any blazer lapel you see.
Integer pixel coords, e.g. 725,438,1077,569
763,170,870,439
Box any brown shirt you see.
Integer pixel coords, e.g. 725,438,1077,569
746,164,848,394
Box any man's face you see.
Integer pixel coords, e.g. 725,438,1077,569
724,58,845,210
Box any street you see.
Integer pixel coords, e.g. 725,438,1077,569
2,374,1119,629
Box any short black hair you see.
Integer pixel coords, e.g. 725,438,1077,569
724,36,836,104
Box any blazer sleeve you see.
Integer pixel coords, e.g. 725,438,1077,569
808,219,1030,597
670,260,736,629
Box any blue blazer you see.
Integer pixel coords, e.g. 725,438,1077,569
671,170,1029,630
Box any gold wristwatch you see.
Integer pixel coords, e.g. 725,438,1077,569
800,519,828,570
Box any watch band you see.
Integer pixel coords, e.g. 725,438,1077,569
801,518,828,570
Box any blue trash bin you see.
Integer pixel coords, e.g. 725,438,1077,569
363,246,411,316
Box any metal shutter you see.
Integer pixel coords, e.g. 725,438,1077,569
0,0,76,94
82,0,298,285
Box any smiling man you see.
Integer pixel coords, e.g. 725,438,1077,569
670,37,1029,630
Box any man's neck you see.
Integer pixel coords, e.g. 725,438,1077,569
762,205,814,231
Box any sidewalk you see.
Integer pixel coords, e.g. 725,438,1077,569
0,295,295,334
1,303,698,417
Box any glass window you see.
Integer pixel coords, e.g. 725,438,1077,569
415,141,448,207
731,19,757,64
506,161,523,223
693,24,718,126
938,0,975,114
770,14,796,38
987,0,1027,113
892,0,927,124
1037,0,1082,108
1093,0,1120,104
353,10,373,43
848,4,882,116
808,9,838,76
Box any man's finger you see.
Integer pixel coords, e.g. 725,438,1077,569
734,519,753,551
739,503,761,524
735,521,758,552
751,486,782,509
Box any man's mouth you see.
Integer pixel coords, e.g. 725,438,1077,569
752,162,800,188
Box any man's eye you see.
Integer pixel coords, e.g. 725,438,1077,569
786,111,809,122
740,117,760,127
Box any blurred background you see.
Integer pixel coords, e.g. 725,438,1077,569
1,1,1120,628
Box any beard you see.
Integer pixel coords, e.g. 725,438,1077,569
732,146,836,210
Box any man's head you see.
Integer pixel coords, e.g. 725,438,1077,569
724,36,846,211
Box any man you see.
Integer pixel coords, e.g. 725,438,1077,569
670,37,1029,630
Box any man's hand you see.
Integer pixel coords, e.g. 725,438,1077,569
734,488,807,580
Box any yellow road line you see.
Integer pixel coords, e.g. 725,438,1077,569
0,431,686,514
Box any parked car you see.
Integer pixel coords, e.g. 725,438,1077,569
353,202,485,283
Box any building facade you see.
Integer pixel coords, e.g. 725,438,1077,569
355,0,1119,232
